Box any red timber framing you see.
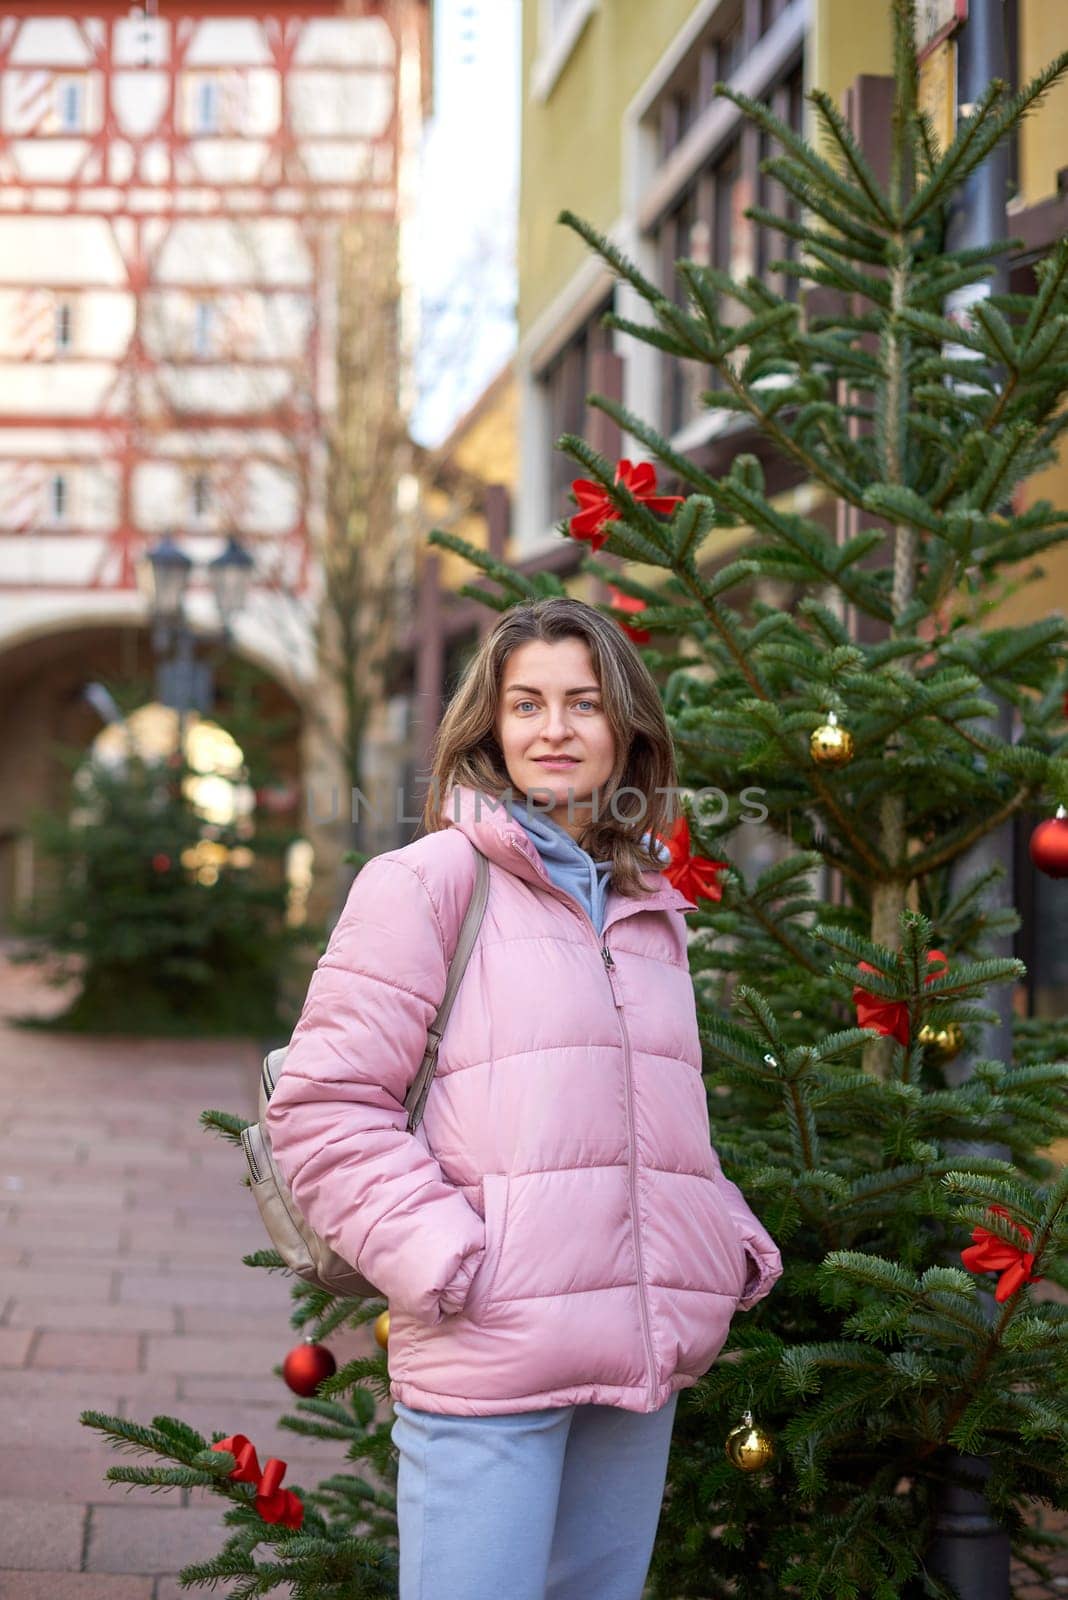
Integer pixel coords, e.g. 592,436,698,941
0,3,426,596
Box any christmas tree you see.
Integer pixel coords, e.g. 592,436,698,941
16,691,301,1037
81,3,1068,1595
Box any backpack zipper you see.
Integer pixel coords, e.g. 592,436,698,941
508,837,659,1409
242,1126,262,1183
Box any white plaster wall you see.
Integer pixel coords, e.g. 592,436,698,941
10,137,94,183
132,459,194,534
155,219,312,287
0,216,125,286
142,289,313,363
185,20,272,68
189,141,271,186
0,362,120,416
289,71,393,140
244,460,302,535
300,144,376,185
7,20,91,67
77,290,137,358
0,428,111,459
112,16,170,70
0,288,136,361
295,18,395,70
0,534,109,586
156,365,294,415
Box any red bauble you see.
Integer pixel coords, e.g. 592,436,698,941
151,853,171,873
1029,812,1068,879
282,1340,336,1396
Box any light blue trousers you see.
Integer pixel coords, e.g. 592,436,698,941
390,1392,679,1600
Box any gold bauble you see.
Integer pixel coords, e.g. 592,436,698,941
724,1410,776,1472
810,713,854,768
917,1022,964,1063
373,1310,390,1350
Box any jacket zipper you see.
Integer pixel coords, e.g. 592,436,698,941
601,942,659,1409
508,837,659,1409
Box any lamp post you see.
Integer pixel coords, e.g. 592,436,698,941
144,531,254,758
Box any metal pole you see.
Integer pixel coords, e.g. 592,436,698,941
926,5,1015,1596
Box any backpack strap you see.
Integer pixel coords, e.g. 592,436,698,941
403,842,490,1132
261,842,491,1131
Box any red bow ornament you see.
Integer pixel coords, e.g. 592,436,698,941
654,815,727,903
606,585,650,643
852,950,948,1048
960,1204,1044,1303
568,459,684,551
211,1434,304,1530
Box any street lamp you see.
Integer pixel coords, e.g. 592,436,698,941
145,533,193,623
208,536,255,630
144,530,254,747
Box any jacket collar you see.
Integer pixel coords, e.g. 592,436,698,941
440,783,698,925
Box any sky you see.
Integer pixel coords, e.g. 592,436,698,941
409,0,521,448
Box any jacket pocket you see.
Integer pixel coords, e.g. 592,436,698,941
463,1172,509,1319
701,1177,750,1299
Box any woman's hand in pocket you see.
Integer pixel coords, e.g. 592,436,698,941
438,1239,487,1317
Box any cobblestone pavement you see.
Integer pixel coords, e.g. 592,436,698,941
0,945,381,1599
1,944,1065,1598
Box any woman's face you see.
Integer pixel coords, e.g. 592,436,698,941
494,636,617,840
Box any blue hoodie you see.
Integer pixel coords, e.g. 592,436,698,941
509,798,671,935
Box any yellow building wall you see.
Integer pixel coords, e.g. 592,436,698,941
808,0,893,116
426,369,519,594
1018,0,1068,204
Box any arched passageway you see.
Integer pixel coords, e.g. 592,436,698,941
0,621,304,933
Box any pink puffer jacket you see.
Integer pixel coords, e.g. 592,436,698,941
265,784,783,1416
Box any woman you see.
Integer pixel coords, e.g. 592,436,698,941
265,596,783,1600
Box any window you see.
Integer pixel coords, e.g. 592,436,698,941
50,473,68,522
658,15,745,160
57,79,84,133
659,85,696,161
660,184,706,435
191,472,211,519
761,0,791,29
539,292,615,523
715,17,744,85
655,142,742,436
643,0,806,439
755,63,805,299
55,300,74,355
193,78,219,135
192,301,214,359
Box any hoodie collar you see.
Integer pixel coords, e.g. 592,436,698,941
439,783,697,922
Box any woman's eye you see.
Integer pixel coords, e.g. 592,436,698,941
514,700,600,712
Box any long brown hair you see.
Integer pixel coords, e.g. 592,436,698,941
421,597,680,899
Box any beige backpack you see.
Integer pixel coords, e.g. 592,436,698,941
240,846,491,1298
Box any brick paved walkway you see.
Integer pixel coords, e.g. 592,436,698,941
0,944,378,1599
